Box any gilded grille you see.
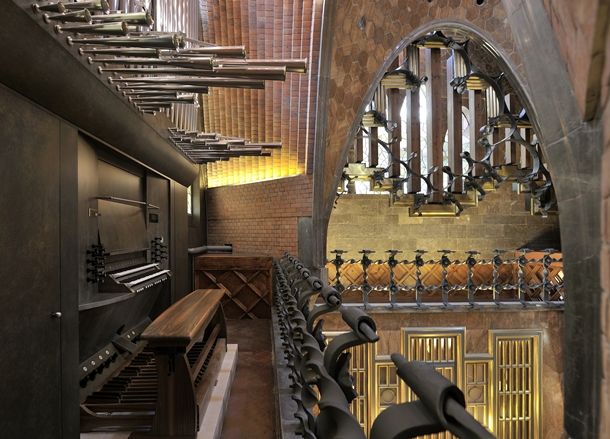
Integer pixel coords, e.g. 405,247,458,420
347,343,370,433
494,334,540,438
324,333,372,434
403,330,464,439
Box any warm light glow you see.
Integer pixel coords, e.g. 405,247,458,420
206,153,303,187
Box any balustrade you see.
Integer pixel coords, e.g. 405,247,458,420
274,253,493,438
327,248,564,308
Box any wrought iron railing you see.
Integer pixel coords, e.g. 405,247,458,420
274,253,494,438
326,248,564,308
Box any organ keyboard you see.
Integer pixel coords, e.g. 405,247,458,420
80,288,227,438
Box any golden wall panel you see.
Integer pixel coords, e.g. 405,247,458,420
374,360,400,418
464,358,492,430
401,329,464,439
492,331,541,439
324,332,373,434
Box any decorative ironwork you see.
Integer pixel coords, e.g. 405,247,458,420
342,31,556,217
274,253,494,439
326,248,564,307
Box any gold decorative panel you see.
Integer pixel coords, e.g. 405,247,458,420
375,361,400,417
493,332,541,439
324,332,373,434
402,329,464,439
324,327,542,438
348,343,371,432
465,359,492,430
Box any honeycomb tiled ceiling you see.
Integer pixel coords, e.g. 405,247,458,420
199,0,323,187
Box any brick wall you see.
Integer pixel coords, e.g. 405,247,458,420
327,185,560,260
206,175,312,256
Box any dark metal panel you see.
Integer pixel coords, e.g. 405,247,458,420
147,173,171,316
188,167,203,248
171,182,190,302
0,1,197,187
0,83,62,438
77,136,100,304
59,122,80,439
97,159,145,202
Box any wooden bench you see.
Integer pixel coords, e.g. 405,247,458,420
130,288,227,439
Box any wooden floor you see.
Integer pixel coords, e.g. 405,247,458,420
220,319,276,439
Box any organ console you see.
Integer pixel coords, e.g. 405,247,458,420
74,142,232,437
81,289,228,438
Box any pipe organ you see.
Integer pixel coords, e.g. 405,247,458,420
2,0,308,436
341,31,556,218
30,0,307,164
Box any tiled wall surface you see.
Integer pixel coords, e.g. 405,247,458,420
541,0,604,119
206,175,312,256
200,0,322,186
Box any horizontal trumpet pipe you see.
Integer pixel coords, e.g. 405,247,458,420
98,66,286,80
249,142,282,149
130,94,194,102
185,151,270,157
117,84,210,93
169,131,218,138
91,11,154,26
111,75,266,86
90,56,214,69
62,0,109,11
114,77,265,89
170,46,246,58
43,9,92,23
132,99,196,105
137,103,172,108
32,2,66,13
67,34,183,49
33,1,110,13
122,90,178,96
55,22,130,35
83,48,160,57
215,58,308,73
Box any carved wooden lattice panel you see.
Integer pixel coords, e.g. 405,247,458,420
340,262,365,287
394,262,417,288
367,263,390,286
194,255,272,319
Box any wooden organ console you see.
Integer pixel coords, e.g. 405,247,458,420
80,289,228,438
